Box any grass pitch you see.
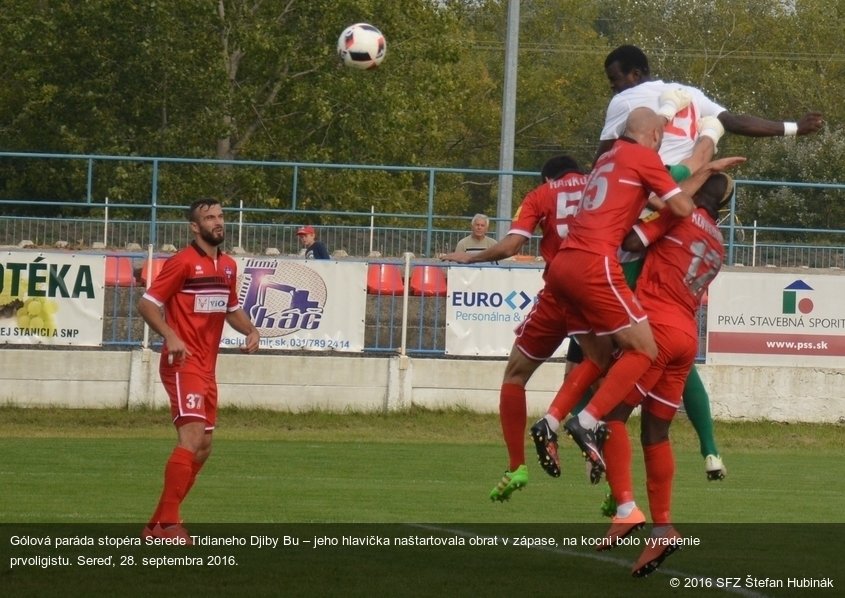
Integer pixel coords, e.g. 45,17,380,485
1,406,843,524
1,407,843,597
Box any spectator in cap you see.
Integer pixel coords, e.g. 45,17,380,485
296,225,330,260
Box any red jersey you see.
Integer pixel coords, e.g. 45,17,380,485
509,171,588,269
562,138,682,257
632,207,724,337
143,241,240,375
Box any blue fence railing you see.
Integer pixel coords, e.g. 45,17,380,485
2,152,844,361
82,254,707,359
2,151,844,263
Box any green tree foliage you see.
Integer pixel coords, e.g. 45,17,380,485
0,0,842,231
590,0,844,233
0,0,490,220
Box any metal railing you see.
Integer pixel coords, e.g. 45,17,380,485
96,253,451,355
0,151,541,257
93,253,702,359
3,151,845,361
2,151,844,265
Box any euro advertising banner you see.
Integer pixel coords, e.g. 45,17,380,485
706,270,845,367
0,251,105,346
446,265,567,357
221,257,367,352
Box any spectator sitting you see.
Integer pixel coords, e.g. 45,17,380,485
296,225,330,260
455,213,497,253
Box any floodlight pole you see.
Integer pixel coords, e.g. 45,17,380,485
496,0,519,240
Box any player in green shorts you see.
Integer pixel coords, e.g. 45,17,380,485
627,161,726,481
566,159,725,495
621,255,724,477
591,162,726,517
577,42,822,499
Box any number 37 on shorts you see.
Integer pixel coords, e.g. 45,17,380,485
162,371,218,424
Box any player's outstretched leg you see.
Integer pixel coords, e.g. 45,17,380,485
498,382,528,472
597,420,644,551
682,366,726,480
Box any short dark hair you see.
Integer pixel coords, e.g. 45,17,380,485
186,198,221,222
694,173,734,220
540,155,582,181
604,45,650,76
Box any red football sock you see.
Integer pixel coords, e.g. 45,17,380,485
147,506,161,528
499,383,527,471
585,351,652,420
604,420,634,505
183,459,205,498
148,458,204,528
548,359,602,421
148,500,163,528
157,446,195,526
644,440,674,525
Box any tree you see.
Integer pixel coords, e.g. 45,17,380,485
0,0,496,220
0,0,843,233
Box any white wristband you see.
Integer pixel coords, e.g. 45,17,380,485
784,122,798,136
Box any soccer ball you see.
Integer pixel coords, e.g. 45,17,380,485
337,23,386,70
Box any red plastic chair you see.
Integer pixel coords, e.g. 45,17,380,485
105,256,136,287
139,257,168,286
367,264,405,295
409,265,447,297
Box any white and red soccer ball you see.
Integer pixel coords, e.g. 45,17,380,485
337,23,386,70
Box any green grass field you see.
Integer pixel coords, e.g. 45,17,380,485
1,407,843,597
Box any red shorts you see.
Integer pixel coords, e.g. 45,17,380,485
623,321,697,421
547,249,647,336
161,369,218,430
513,287,568,361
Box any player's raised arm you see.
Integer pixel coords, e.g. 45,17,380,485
718,110,824,137
667,155,746,218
